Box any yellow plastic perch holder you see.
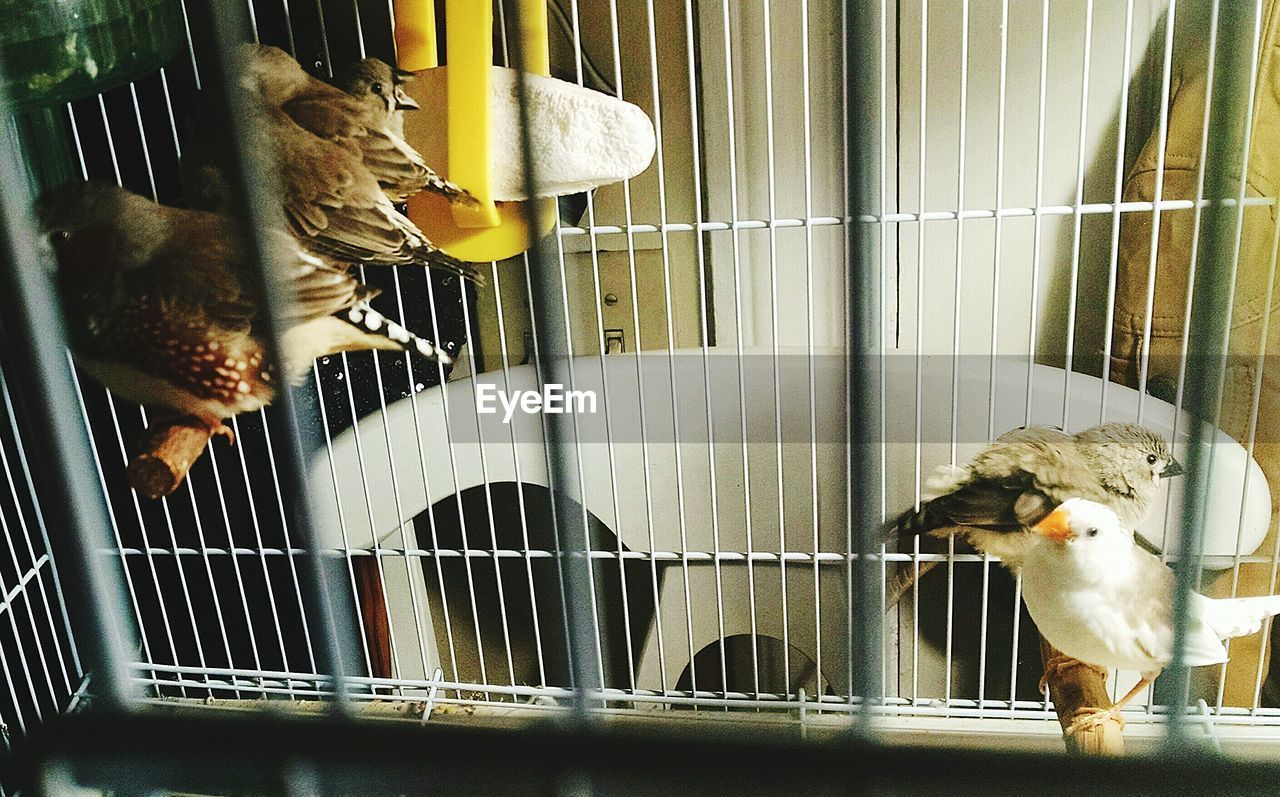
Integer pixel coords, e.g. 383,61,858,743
394,0,557,263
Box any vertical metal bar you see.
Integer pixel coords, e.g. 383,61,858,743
908,0,927,704
545,2,608,699
0,375,80,696
232,410,318,685
682,0,723,702
65,359,162,691
640,0,681,700
720,0,763,700
361,374,434,690
348,0,441,697
454,279,521,690
64,102,186,694
311,0,413,694
875,0,890,696
845,0,883,731
278,0,299,59
487,256,549,688
1160,0,1221,713
200,447,272,698
1091,0,1137,427
349,0,368,56
1006,572,1023,717
410,275,494,698
166,36,312,672
381,336,463,694
1128,2,1180,424
495,0,552,698
346,0,480,698
330,289,412,684
313,359,380,679
515,236,580,699
0,514,50,715
193,0,359,709
563,0,639,697
943,0,970,708
1023,0,1050,425
982,0,1009,716
0,94,136,712
797,0,824,700
1224,171,1280,711
603,0,650,697
1189,0,1266,715
759,0,794,695
1165,0,1258,747
116,91,219,696
507,0,602,719
284,0,353,689
1059,0,1095,427
175,0,203,88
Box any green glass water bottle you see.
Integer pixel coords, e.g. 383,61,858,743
0,0,183,110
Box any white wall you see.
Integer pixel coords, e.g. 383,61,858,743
698,0,848,352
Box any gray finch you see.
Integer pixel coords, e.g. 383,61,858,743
330,57,477,207
886,422,1183,605
38,182,450,436
180,44,481,283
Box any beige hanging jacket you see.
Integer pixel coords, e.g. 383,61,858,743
1110,2,1280,706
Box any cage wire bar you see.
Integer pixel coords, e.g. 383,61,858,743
186,0,361,709
509,0,603,714
0,56,136,713
1165,0,1260,745
846,0,883,724
0,0,1278,782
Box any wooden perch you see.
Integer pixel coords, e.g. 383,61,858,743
126,415,223,499
1039,635,1124,755
353,555,394,679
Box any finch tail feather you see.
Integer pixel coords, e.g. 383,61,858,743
423,169,480,208
411,241,485,285
1201,594,1280,640
342,301,453,365
890,498,954,538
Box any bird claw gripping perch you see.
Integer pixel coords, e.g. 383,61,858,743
1038,654,1108,696
205,419,236,446
126,414,239,499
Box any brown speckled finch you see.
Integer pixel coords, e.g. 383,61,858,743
886,423,1183,605
332,56,475,206
38,181,450,438
181,44,481,282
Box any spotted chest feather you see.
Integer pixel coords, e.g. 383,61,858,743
87,295,275,410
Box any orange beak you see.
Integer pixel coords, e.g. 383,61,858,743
1034,509,1073,543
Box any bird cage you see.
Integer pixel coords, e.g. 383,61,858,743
3,0,1280,792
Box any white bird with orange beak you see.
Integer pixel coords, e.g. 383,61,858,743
1021,497,1280,733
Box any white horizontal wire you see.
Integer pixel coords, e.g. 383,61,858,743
125,663,1280,729
0,554,51,621
105,546,1271,570
556,196,1280,236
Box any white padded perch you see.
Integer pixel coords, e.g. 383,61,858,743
405,66,657,200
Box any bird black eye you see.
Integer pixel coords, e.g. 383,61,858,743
1146,454,1158,465
48,230,69,247
1086,528,1099,538
370,82,383,95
